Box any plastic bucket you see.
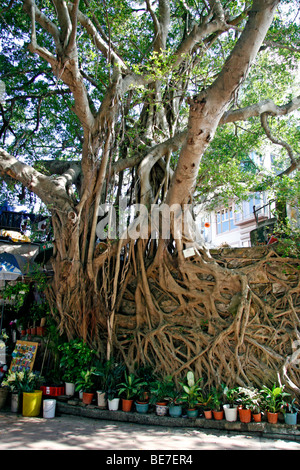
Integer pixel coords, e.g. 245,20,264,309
43,399,56,418
22,390,43,417
65,382,75,396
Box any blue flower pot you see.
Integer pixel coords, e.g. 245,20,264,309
135,402,149,414
284,412,297,425
169,405,182,417
186,408,198,418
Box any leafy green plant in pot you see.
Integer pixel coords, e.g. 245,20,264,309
150,375,175,416
58,339,96,396
165,381,183,418
197,390,213,419
118,372,146,412
92,359,112,407
105,362,125,410
135,364,155,403
75,369,95,404
250,390,263,422
211,386,224,420
179,371,202,418
260,382,290,424
237,386,255,423
282,397,299,425
222,385,239,422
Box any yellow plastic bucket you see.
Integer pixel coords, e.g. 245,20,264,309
22,390,43,417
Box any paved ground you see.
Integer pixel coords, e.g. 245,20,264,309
1,410,300,451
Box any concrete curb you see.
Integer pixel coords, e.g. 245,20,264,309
56,398,300,442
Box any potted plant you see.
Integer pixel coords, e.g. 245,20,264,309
237,386,257,423
105,362,125,410
75,369,95,404
222,385,239,422
282,397,299,425
211,386,224,420
250,390,263,422
1,370,23,412
92,359,112,408
179,371,202,418
150,375,175,416
165,380,183,417
20,371,43,417
118,372,146,412
197,390,213,419
260,382,289,424
135,382,151,414
4,369,43,417
58,339,96,396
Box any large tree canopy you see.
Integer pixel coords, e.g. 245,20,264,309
0,0,300,389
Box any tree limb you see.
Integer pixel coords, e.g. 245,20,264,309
0,147,74,212
221,95,300,124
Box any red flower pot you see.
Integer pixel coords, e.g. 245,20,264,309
82,392,94,405
213,410,224,420
252,413,261,422
204,410,212,419
239,408,251,423
122,398,134,412
267,411,278,424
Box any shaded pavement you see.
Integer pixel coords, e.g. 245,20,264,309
1,410,300,452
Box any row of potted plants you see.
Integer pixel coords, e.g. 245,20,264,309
57,351,299,425
3,337,296,426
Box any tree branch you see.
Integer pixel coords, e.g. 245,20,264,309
0,147,74,212
220,95,300,125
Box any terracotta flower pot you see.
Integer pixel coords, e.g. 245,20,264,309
82,392,94,404
122,398,133,412
267,411,278,424
213,410,224,420
239,408,251,423
252,412,261,422
36,326,45,336
204,409,212,419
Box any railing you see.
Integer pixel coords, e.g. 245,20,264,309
253,200,276,225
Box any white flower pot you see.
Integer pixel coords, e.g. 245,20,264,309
97,390,107,408
11,393,20,413
108,397,120,411
223,404,238,422
65,382,75,396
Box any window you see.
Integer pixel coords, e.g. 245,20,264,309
216,206,237,234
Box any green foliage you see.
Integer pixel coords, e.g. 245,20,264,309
1,369,39,393
222,385,239,407
179,371,202,409
149,375,176,404
58,339,96,384
211,386,223,411
260,382,290,413
0,0,299,244
75,369,95,393
3,282,30,311
104,362,126,400
117,372,146,400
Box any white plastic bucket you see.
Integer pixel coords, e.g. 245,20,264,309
43,399,56,418
65,382,75,396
